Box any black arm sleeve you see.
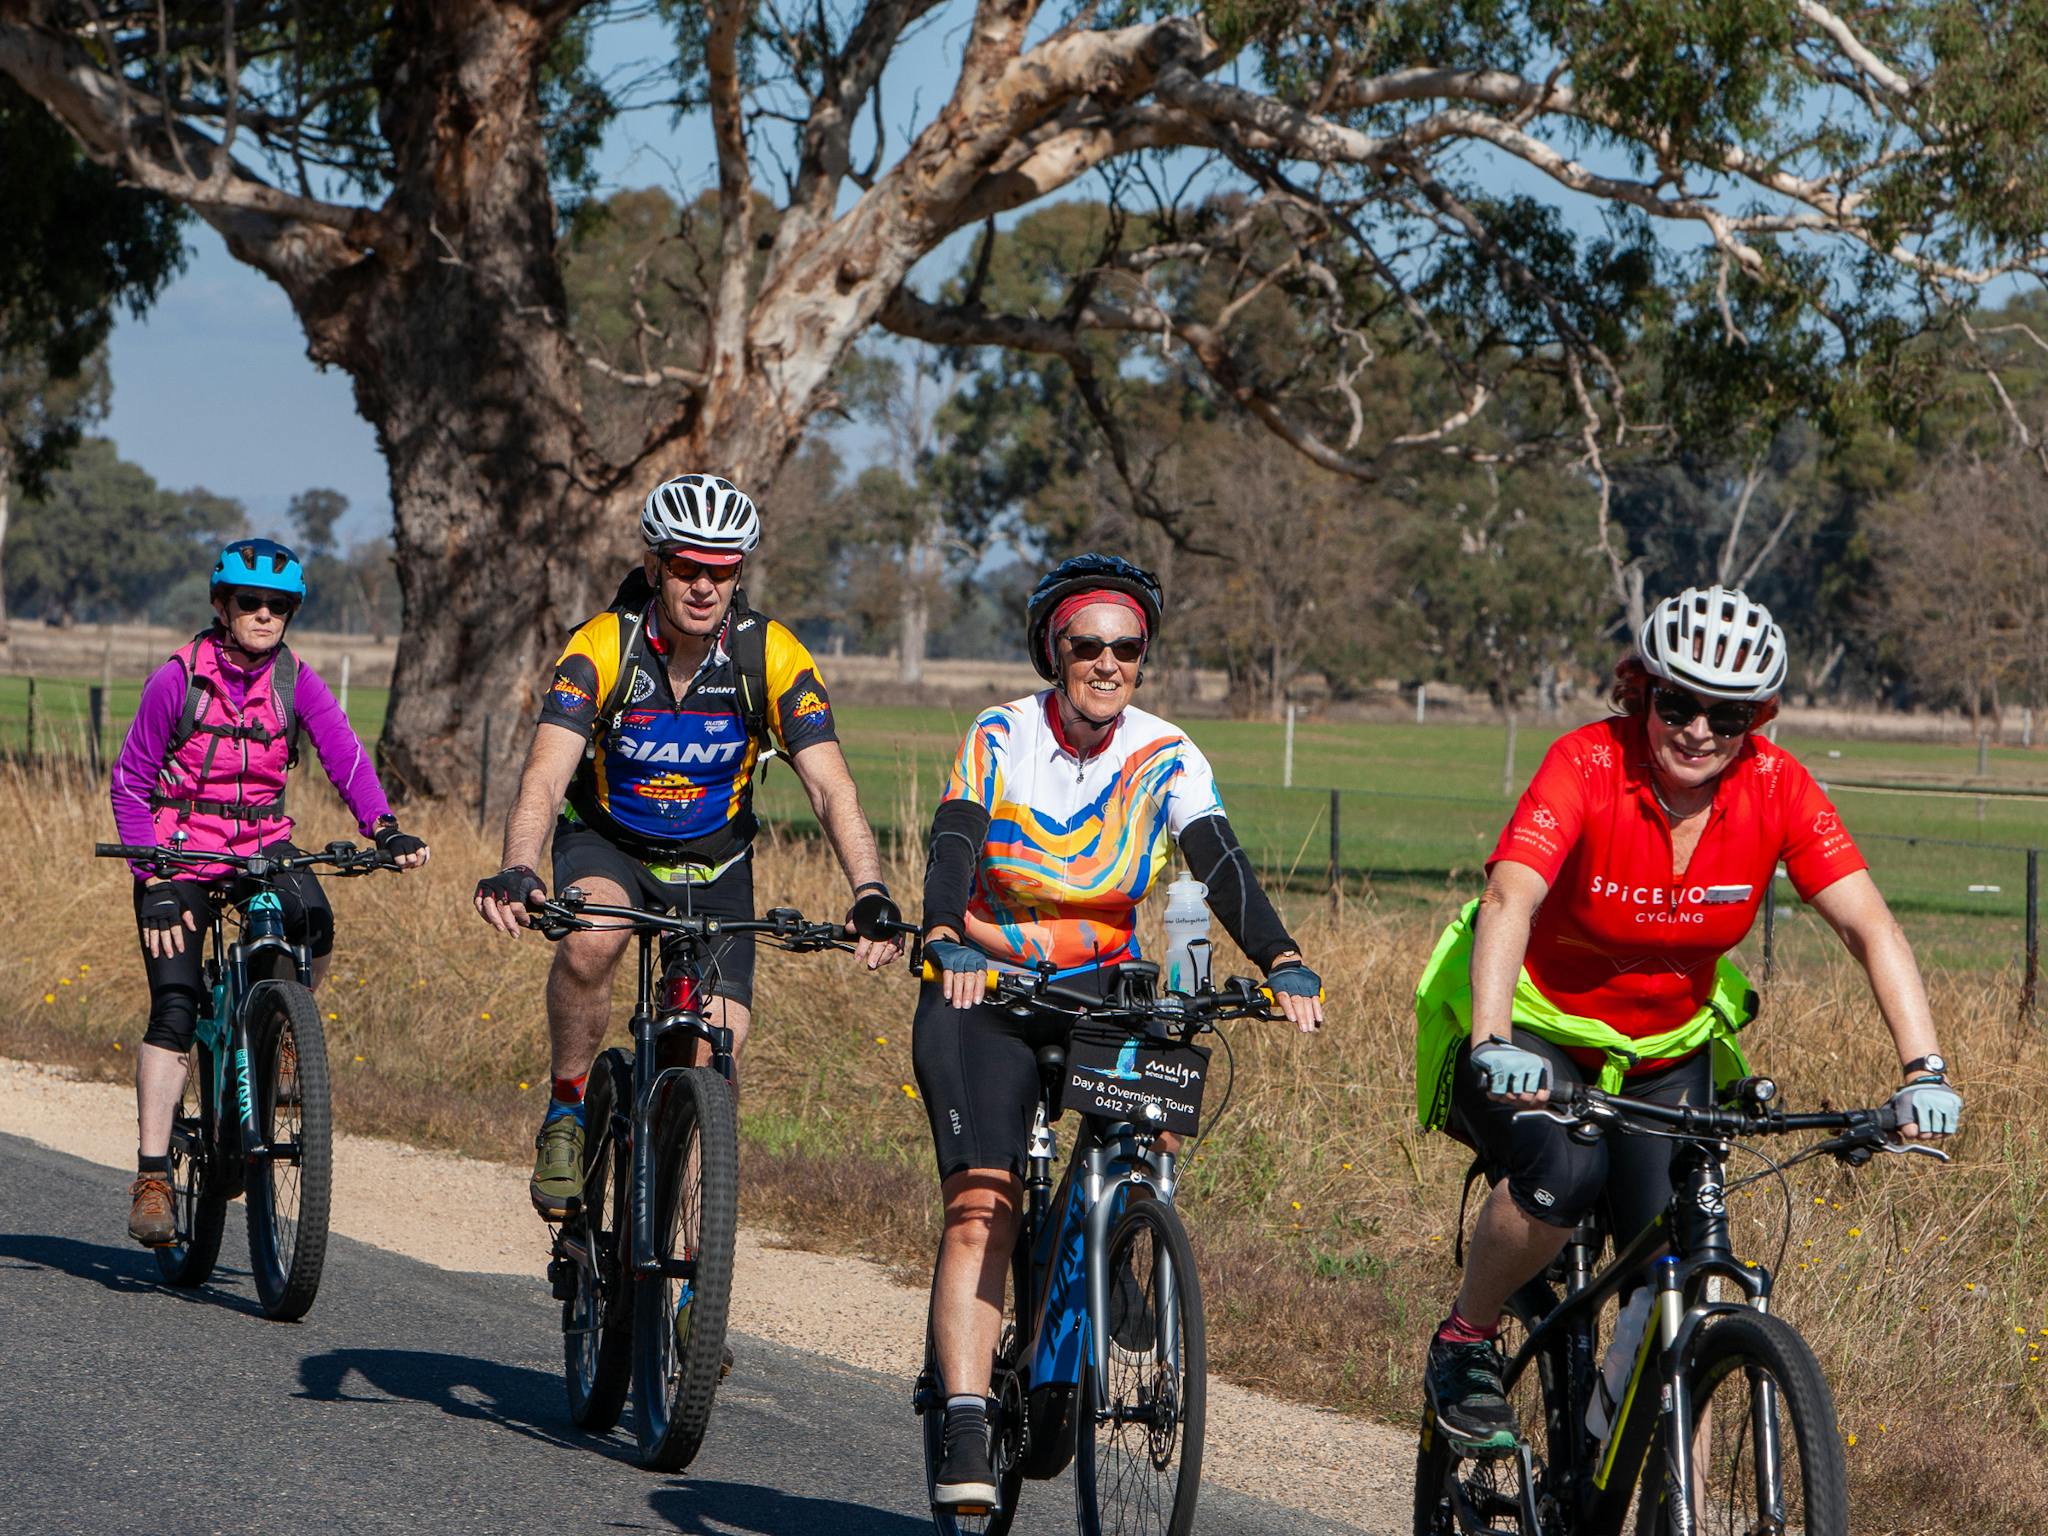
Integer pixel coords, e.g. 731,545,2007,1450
921,797,992,939
1179,812,1298,972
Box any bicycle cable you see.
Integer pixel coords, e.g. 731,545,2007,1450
1182,1021,1239,1166
1595,1121,1797,1284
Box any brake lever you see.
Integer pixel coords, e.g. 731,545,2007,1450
1877,1139,1952,1163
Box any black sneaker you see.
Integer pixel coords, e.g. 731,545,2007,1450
1108,1253,1155,1360
1424,1333,1519,1453
932,1411,999,1509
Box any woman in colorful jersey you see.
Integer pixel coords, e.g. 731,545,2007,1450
108,539,429,1248
1413,585,1961,1453
915,552,1325,1506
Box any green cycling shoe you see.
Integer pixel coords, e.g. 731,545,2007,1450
530,1114,585,1221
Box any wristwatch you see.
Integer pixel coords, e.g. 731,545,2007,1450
1901,1053,1947,1078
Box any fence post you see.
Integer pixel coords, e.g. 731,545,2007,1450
477,713,493,834
1328,788,1341,899
1415,682,1426,724
2024,848,2039,1025
1283,703,1295,789
87,684,105,774
339,652,352,717
24,676,35,762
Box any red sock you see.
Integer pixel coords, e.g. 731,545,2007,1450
1437,1304,1500,1345
550,1072,588,1106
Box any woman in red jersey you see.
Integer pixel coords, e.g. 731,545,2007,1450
1413,585,1961,1452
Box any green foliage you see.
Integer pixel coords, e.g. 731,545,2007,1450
288,488,349,560
5,439,245,625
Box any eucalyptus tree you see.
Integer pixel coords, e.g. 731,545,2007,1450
3,0,2040,794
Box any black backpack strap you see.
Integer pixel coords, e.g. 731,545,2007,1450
163,634,211,760
725,589,771,745
270,643,300,770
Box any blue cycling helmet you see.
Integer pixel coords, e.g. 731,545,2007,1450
1026,553,1164,682
210,538,306,598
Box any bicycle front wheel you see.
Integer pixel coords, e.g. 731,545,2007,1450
1075,1196,1206,1536
564,1051,633,1432
632,1064,738,1472
244,980,333,1320
1634,1309,1847,1536
154,1042,229,1287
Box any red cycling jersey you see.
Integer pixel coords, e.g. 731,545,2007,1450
1490,716,1864,1061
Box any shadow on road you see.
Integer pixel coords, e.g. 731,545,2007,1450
0,1230,264,1314
295,1346,640,1464
649,1480,931,1535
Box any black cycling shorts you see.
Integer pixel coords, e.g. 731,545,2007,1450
1449,1027,1711,1243
550,819,756,1007
910,969,1118,1183
133,845,332,1054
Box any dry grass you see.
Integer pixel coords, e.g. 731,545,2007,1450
6,758,2044,1532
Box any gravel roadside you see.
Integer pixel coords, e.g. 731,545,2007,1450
0,1057,1412,1532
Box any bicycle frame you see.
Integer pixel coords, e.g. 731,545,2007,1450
193,887,313,1171
1495,1137,1777,1536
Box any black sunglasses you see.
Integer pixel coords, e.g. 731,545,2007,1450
231,590,298,617
1064,633,1146,665
1651,684,1757,739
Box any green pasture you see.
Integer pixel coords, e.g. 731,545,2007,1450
8,673,2040,972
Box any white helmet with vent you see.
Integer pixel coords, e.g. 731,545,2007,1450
1638,585,1787,701
639,474,761,560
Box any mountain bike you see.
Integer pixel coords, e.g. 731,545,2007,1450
95,837,395,1320
912,958,1306,1536
531,888,900,1472
1413,1079,1951,1536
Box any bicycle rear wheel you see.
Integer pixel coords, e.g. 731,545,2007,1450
1075,1196,1206,1536
244,980,332,1320
1633,1309,1847,1536
632,1065,738,1471
564,1051,633,1432
154,1042,229,1287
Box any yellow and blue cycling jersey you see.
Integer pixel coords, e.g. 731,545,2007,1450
538,597,836,863
944,692,1223,973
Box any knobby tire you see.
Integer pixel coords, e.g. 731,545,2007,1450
564,1051,634,1432
1075,1197,1206,1536
1633,1309,1847,1536
633,1065,738,1472
244,980,332,1320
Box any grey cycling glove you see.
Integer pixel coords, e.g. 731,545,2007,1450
1889,1075,1961,1137
1472,1037,1550,1098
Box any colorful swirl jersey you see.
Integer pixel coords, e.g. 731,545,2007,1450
946,693,1223,972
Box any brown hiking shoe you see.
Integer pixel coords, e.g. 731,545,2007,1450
128,1173,176,1247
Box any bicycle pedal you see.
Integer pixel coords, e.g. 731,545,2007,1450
546,1255,577,1301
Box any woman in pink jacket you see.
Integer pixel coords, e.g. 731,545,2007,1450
108,539,429,1247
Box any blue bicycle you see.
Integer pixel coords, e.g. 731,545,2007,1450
97,837,392,1319
913,960,1294,1536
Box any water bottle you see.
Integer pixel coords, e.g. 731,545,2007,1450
1586,1288,1653,1442
1161,871,1210,995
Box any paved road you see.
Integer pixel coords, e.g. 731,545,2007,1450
1,1133,1372,1536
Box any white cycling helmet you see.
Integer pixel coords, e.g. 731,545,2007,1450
1638,585,1788,701
639,473,761,562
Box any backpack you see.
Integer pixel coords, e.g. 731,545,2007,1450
598,569,771,743
165,630,303,769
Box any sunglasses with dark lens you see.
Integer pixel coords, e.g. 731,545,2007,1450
231,590,298,617
1652,684,1757,739
1064,633,1146,665
662,554,738,583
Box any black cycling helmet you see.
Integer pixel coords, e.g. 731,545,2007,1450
1026,553,1165,682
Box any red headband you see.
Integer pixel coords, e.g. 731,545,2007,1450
1047,590,1148,665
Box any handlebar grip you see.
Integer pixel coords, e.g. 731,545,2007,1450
919,960,1001,993
96,843,157,859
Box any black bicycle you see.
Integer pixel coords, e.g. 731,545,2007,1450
95,837,394,1319
1414,1079,1950,1536
531,888,887,1471
913,958,1304,1536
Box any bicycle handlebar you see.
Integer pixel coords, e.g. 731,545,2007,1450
917,960,1314,1027
96,840,397,877
1517,1082,1951,1165
529,888,855,952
